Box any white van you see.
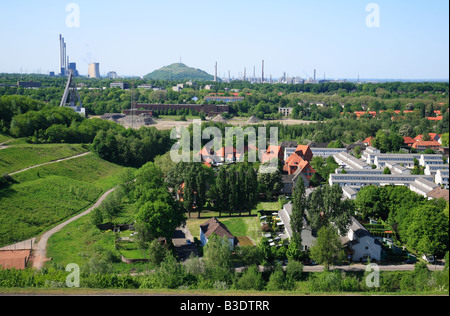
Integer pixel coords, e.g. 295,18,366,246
422,254,435,263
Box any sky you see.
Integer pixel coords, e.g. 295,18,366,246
0,0,448,80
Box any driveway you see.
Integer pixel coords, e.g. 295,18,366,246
172,225,198,261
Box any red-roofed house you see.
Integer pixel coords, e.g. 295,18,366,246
363,136,374,146
412,140,442,151
283,145,316,180
261,145,283,164
414,133,441,142
428,116,443,121
403,136,416,147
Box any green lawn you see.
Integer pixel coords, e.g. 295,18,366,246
0,153,131,247
0,143,88,175
187,215,261,245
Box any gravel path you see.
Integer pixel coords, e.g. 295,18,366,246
30,187,116,270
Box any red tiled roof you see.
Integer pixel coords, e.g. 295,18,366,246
412,140,441,149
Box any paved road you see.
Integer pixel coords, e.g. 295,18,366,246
30,187,116,270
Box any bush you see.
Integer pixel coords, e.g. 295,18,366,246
235,265,264,291
308,270,362,293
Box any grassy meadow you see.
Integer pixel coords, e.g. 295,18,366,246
0,152,131,247
0,143,88,175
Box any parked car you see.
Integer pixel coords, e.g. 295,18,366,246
422,254,435,263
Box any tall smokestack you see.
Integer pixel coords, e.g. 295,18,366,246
60,35,64,75
214,62,217,82
64,43,67,73
244,68,246,81
262,60,264,83
314,69,316,81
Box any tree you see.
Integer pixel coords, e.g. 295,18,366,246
258,167,282,200
214,167,229,216
203,234,233,272
405,204,449,257
236,265,264,291
290,178,307,252
148,239,170,267
399,124,413,137
441,133,449,147
152,253,187,289
136,200,179,242
307,184,354,235
266,265,288,291
310,225,346,270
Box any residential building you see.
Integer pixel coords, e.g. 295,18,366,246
415,133,441,143
261,145,283,164
427,187,449,202
283,145,315,182
199,217,235,249
278,107,293,117
342,217,382,262
409,177,439,198
412,140,442,152
365,153,443,169
403,136,416,147
329,173,435,190
333,152,372,170
278,203,316,251
363,136,374,147
17,81,41,88
204,96,244,103
110,82,129,90
362,146,381,165
435,169,449,189
280,170,311,195
342,186,358,200
310,147,347,158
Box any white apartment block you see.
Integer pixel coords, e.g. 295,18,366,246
311,148,347,159
435,169,449,189
329,173,434,190
409,177,439,198
333,152,372,170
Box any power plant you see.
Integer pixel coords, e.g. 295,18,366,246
59,35,67,76
59,34,78,77
88,63,101,78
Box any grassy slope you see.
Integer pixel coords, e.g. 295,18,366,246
0,143,88,175
0,133,12,144
0,153,130,247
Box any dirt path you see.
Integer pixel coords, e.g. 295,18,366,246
30,187,116,270
9,152,91,175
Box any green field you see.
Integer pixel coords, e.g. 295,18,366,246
0,143,88,175
0,133,12,144
0,153,131,247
